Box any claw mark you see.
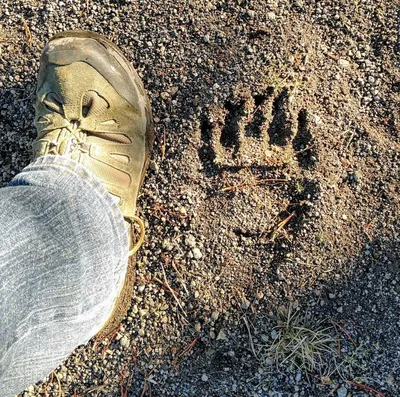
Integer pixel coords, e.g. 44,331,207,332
198,117,217,177
245,93,270,138
220,101,243,155
293,109,317,170
268,88,292,147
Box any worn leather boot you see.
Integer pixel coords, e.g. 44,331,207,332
33,31,154,340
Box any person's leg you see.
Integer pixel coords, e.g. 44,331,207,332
0,30,153,397
0,155,128,396
31,31,154,341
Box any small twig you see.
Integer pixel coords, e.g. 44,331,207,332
221,178,287,192
332,321,342,358
331,384,340,393
51,371,63,397
160,130,166,161
101,327,120,356
140,368,156,397
20,90,35,102
152,203,187,220
270,211,295,242
153,276,179,297
332,321,357,347
344,130,355,149
326,52,339,61
346,381,385,397
22,18,32,47
295,144,315,154
82,384,108,394
179,337,199,357
246,104,261,123
171,261,189,295
120,374,128,397
139,382,147,397
160,263,188,319
363,223,374,241
243,316,259,360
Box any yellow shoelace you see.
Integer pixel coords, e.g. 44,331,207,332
126,215,145,256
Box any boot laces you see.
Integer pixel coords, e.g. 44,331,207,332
47,120,90,157
44,96,145,256
126,215,145,256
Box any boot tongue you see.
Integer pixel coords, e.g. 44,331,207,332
81,90,132,145
82,90,110,118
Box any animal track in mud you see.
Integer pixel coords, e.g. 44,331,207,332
199,87,318,171
198,87,320,239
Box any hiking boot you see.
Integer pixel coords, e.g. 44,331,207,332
33,31,154,340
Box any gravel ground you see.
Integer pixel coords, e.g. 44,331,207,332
0,0,399,396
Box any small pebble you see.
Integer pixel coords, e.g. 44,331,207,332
162,239,174,251
216,328,228,341
337,385,348,397
160,91,170,100
241,298,250,310
185,234,197,248
149,160,159,172
170,86,179,96
211,310,219,320
120,335,130,349
192,247,202,259
338,58,350,68
178,206,187,216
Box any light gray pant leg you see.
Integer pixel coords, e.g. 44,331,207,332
0,156,128,397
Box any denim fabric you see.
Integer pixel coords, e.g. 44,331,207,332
0,156,129,397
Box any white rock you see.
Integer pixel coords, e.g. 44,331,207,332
120,335,130,349
178,206,187,216
185,234,197,248
192,247,203,259
338,58,350,68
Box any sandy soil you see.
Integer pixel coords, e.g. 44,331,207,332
0,0,399,396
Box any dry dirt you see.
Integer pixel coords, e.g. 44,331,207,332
0,0,399,396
